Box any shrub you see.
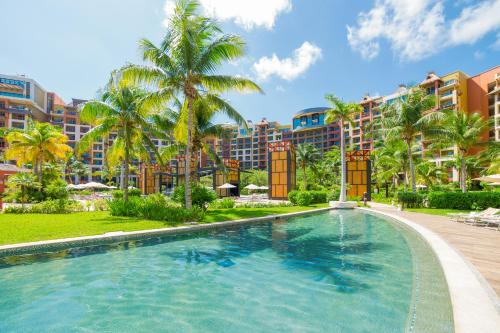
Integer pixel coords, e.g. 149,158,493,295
397,192,424,209
109,195,203,222
108,197,142,217
327,191,340,202
44,179,69,200
172,184,217,210
288,190,327,205
427,191,500,210
309,191,328,204
210,198,236,209
92,199,109,211
111,188,142,199
5,199,84,214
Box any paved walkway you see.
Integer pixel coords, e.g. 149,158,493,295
369,203,500,297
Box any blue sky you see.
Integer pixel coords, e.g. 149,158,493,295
1,0,499,124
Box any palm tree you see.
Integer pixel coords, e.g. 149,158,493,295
77,72,161,202
325,95,362,202
296,144,320,190
380,88,440,192
5,120,72,183
415,160,444,189
435,111,490,192
372,139,410,195
477,142,500,175
6,172,41,207
123,0,262,208
65,156,89,184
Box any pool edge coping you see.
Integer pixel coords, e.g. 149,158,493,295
357,207,500,333
0,207,333,257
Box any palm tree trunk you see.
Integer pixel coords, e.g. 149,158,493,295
123,131,130,202
184,95,193,209
406,141,416,193
120,160,125,190
340,120,346,202
460,153,467,193
302,165,307,190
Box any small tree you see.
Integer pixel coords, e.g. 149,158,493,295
296,144,320,190
5,172,41,207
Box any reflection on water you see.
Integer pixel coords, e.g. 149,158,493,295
0,210,453,333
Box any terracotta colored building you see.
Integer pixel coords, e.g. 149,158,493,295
467,66,500,145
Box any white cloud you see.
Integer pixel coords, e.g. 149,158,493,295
449,0,500,45
253,42,322,81
347,0,500,62
347,0,446,61
163,0,292,30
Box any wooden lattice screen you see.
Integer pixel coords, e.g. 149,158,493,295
268,141,296,200
346,150,371,200
139,164,174,195
176,155,199,184
214,159,240,197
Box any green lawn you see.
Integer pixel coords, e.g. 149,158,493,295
0,203,329,246
404,208,473,216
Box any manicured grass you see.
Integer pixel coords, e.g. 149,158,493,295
202,203,329,223
404,208,473,216
0,203,329,246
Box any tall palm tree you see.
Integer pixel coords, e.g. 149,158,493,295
325,95,362,202
77,72,161,202
435,111,489,192
123,0,262,208
5,120,72,183
296,144,320,190
380,88,440,192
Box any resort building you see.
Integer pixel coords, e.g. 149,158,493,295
1,65,498,180
467,66,500,143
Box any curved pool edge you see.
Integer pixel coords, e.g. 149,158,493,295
0,207,333,258
357,207,500,333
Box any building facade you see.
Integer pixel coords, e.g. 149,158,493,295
1,66,498,181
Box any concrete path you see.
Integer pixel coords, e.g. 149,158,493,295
369,203,500,298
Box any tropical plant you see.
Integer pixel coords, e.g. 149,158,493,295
77,71,161,202
5,172,41,206
324,95,362,202
372,139,410,195
296,144,321,190
380,88,440,192
414,160,444,189
65,156,89,184
4,120,72,183
477,142,500,175
433,111,490,192
123,0,262,208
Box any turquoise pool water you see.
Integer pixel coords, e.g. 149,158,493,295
0,210,453,332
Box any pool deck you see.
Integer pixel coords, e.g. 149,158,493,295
368,203,500,298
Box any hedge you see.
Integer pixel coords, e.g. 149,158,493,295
288,190,329,206
397,192,425,209
427,191,500,210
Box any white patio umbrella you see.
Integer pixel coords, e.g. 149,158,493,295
79,182,113,190
473,174,500,183
416,184,427,189
257,186,269,190
245,184,260,190
218,183,236,189
67,184,85,190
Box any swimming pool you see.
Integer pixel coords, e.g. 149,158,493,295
0,210,453,332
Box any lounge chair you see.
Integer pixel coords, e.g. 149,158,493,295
448,208,499,224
